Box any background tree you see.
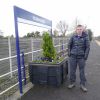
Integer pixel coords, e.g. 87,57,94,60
53,29,58,37
23,31,41,38
56,20,68,36
34,31,41,37
27,32,33,37
87,29,93,41
69,18,79,31
10,34,14,38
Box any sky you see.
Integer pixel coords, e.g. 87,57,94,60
0,0,100,37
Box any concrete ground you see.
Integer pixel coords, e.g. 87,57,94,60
20,40,100,100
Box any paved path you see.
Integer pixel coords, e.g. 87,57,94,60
20,40,100,100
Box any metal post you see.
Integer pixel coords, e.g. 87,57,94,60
50,21,52,37
21,52,26,85
62,37,64,50
8,37,13,77
14,7,23,94
59,38,60,52
62,37,64,56
31,37,33,61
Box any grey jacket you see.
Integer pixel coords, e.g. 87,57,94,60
68,32,90,60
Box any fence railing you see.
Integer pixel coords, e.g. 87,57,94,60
0,37,69,99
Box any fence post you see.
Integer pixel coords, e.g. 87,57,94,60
62,37,64,56
62,37,64,50
59,37,60,52
31,37,33,61
8,37,12,77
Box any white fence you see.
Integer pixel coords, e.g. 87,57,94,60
0,37,69,99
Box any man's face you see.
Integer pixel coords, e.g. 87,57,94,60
76,26,83,35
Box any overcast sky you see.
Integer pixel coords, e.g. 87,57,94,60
0,0,100,36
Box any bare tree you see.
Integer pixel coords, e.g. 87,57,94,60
56,21,68,36
53,29,58,37
71,18,80,31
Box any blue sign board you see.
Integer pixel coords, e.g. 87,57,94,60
13,6,52,95
14,6,52,26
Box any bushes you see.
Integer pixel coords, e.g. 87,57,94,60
42,32,56,61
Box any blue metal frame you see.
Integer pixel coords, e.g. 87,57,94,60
21,52,26,85
14,6,52,27
13,6,52,94
14,7,23,94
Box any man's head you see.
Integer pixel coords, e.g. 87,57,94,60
75,25,84,35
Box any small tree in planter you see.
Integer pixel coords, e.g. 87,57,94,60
42,32,56,62
28,31,68,86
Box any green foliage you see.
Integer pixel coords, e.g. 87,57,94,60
87,29,93,41
42,32,56,60
24,31,41,38
35,31,41,37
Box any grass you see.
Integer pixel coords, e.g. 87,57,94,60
0,67,30,100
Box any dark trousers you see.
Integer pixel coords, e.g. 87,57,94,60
69,55,86,85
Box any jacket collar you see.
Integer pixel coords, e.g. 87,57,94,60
74,32,87,38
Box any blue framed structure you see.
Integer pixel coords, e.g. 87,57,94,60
13,6,52,95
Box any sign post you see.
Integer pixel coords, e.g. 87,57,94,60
13,6,52,95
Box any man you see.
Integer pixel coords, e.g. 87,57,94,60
68,25,90,92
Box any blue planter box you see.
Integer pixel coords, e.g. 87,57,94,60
29,58,68,86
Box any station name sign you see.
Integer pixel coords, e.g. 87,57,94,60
14,6,52,27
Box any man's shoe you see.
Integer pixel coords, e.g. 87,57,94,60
80,85,88,92
68,83,75,89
